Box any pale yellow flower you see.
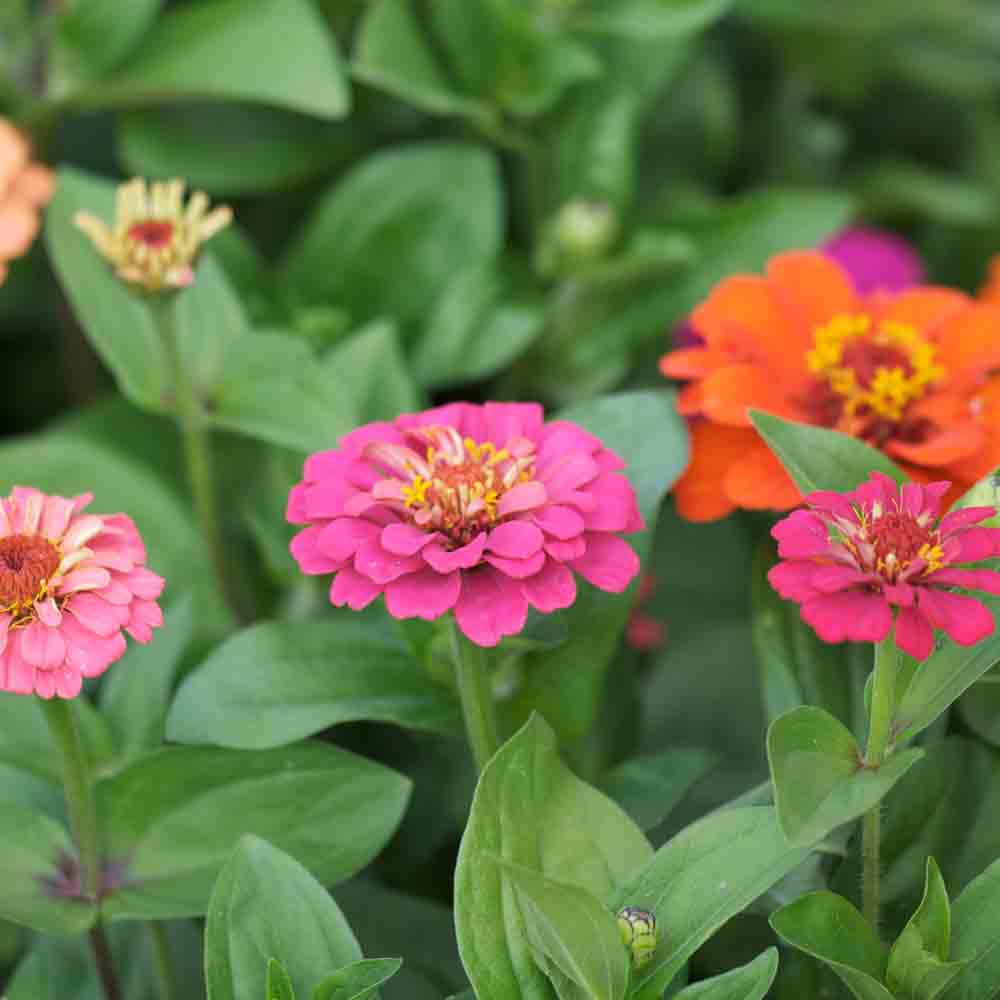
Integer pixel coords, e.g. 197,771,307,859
73,177,231,293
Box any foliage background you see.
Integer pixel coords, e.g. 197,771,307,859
3,0,1000,996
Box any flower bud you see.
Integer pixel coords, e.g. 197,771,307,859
617,906,657,969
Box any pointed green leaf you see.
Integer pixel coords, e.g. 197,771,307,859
619,807,812,999
770,892,892,1000
939,855,1000,1000
313,958,404,1000
268,959,297,1000
768,706,924,845
672,948,779,1000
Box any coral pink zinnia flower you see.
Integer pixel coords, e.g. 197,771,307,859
0,487,164,699
768,472,1000,661
287,402,644,647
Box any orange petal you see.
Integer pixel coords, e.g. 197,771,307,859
767,251,858,332
874,286,969,339
908,390,973,426
659,347,727,379
12,164,55,207
935,303,1000,386
691,274,807,375
700,363,800,427
723,441,802,511
887,423,986,467
978,255,1000,304
676,382,704,416
672,423,758,523
0,120,29,198
0,202,38,258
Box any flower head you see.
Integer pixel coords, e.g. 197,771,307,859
617,907,658,968
0,118,55,286
660,250,1000,521
0,487,164,699
821,226,926,294
768,472,1000,660
73,177,231,293
287,402,643,647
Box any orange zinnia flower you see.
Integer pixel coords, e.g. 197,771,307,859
660,251,1000,522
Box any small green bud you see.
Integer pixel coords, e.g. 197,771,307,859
555,200,618,261
617,906,657,969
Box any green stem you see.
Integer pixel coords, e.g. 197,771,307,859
147,921,178,1000
862,638,898,930
150,297,242,621
449,620,499,773
39,698,100,900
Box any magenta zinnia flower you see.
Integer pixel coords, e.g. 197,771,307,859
287,402,643,647
768,472,1000,660
0,487,165,699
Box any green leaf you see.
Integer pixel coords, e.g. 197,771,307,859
887,859,966,1000
770,892,892,1000
455,715,652,1000
412,257,545,388
509,390,689,742
53,0,161,82
118,101,364,196
45,167,169,412
324,321,423,422
206,836,362,1000
98,743,411,920
671,948,779,1000
750,411,905,495
572,0,733,38
0,804,98,934
351,0,487,121
618,807,812,999
99,596,194,761
313,958,404,1000
599,748,720,833
280,143,502,327
268,959,297,1000
76,0,349,118
894,597,1000,744
958,680,1000,748
503,863,629,1000
946,855,1000,1000
166,620,460,748
767,706,924,846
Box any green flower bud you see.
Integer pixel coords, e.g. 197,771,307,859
555,200,618,261
617,906,657,969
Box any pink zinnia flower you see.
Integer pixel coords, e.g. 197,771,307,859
0,487,165,699
768,472,1000,661
287,402,644,647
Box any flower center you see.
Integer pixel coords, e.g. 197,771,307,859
127,220,175,249
854,506,944,581
804,314,945,438
400,432,535,546
0,534,60,614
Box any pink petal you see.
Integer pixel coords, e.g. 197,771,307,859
381,522,439,556
895,606,935,661
767,561,825,602
883,583,916,607
533,504,585,540
483,401,544,445
900,482,927,516
55,667,83,699
286,483,308,524
329,567,383,611
317,517,380,561
40,495,75,540
545,538,586,561
336,422,403,455
917,589,995,646
289,526,343,575
34,669,56,699
1,645,35,694
539,453,601,499
522,560,577,613
385,569,461,621
96,578,134,606
771,510,832,558
804,490,857,520
65,592,128,637
579,473,639,532
62,514,105,551
486,522,544,559
594,448,627,473
568,534,640,593
19,621,67,670
353,539,425,584
57,566,112,595
122,567,165,600
952,527,1000,563
939,507,997,537
0,614,11,654
497,482,548,517
800,592,893,644
537,422,603,467
810,566,877,594
454,568,529,647
485,551,547,579
423,535,487,572
923,568,1000,594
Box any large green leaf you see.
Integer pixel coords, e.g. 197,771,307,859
946,856,1000,1000
509,390,689,742
618,807,811,998
205,836,363,1000
166,620,460,748
52,0,161,82
0,804,98,935
279,143,502,327
671,948,779,1000
313,959,403,1000
98,743,411,920
454,715,652,1000
74,0,349,118
572,0,733,38
770,892,892,1000
45,167,169,412
750,411,905,495
767,706,924,846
